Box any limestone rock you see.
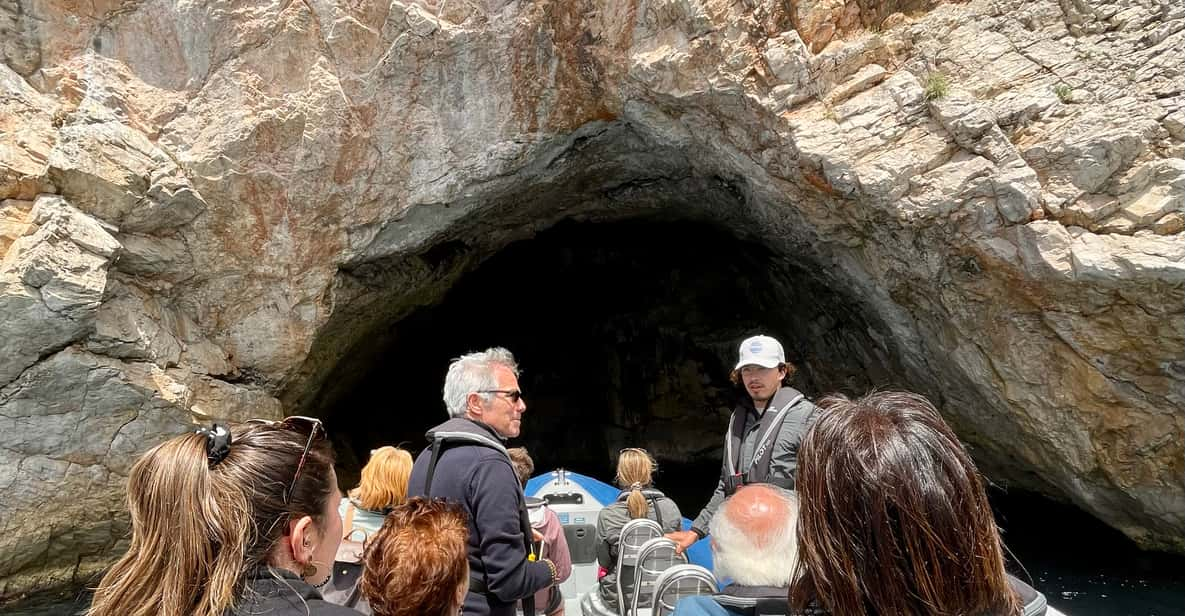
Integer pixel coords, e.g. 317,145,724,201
790,0,936,53
85,282,184,367
1069,228,1185,284
0,64,53,200
1096,158,1185,233
1166,111,1185,141
763,31,811,86
0,199,34,256
1013,220,1075,280
1022,110,1159,205
827,64,887,105
1154,212,1184,235
47,113,206,233
0,347,280,597
0,195,120,387
113,232,194,282
1,0,1184,600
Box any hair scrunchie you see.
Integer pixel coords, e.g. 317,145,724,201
196,423,232,467
629,482,643,491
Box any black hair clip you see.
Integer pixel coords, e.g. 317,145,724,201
196,423,232,466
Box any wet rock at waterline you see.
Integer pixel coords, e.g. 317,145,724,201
1,0,1183,600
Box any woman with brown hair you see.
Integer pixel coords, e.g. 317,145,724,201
340,445,414,539
595,447,681,611
789,391,1048,616
87,417,357,616
361,497,471,616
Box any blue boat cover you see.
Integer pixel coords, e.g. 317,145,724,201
526,470,714,570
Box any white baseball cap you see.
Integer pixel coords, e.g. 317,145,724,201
734,335,785,370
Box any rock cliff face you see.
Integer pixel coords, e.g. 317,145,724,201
1,0,1182,598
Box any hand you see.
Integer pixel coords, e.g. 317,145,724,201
532,529,544,543
665,530,699,554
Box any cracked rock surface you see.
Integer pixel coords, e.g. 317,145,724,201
1,0,1182,598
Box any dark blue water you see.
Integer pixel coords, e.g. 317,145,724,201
990,489,1185,616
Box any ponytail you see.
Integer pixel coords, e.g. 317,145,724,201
626,484,649,519
88,434,252,616
89,422,337,616
616,448,657,519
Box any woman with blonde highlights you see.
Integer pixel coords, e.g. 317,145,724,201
340,445,414,538
87,418,356,616
594,448,681,610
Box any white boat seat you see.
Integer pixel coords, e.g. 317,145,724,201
629,537,686,616
615,519,664,616
650,564,718,616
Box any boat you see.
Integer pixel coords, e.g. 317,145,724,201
524,469,1066,616
525,469,713,615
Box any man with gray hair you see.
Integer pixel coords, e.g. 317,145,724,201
407,348,558,616
672,484,799,616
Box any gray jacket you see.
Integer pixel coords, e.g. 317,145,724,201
595,489,682,606
691,386,818,535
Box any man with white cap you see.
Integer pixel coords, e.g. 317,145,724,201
666,335,819,553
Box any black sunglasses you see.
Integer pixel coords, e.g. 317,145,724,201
245,416,325,504
476,389,524,403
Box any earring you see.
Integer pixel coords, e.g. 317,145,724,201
300,561,317,578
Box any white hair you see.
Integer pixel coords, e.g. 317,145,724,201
709,486,799,587
442,347,519,418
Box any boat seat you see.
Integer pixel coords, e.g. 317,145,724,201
649,564,718,616
565,522,598,564
629,537,686,616
614,519,664,616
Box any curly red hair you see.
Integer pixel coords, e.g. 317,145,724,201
362,497,470,616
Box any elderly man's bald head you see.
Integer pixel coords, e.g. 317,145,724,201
709,484,799,587
722,484,795,547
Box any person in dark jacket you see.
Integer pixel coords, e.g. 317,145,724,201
595,447,681,610
86,417,357,616
787,391,1048,616
407,347,558,616
668,335,819,553
672,484,799,616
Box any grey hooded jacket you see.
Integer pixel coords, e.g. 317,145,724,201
595,488,682,607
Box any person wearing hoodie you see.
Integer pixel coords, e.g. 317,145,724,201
596,447,681,611
508,447,572,615
407,347,558,616
667,335,819,554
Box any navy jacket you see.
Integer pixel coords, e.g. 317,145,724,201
408,417,553,616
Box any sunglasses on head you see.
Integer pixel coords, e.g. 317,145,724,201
243,416,326,505
476,389,523,403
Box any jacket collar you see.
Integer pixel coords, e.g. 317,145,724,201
243,566,322,602
614,487,666,501
426,416,507,442
424,417,510,458
739,386,804,416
